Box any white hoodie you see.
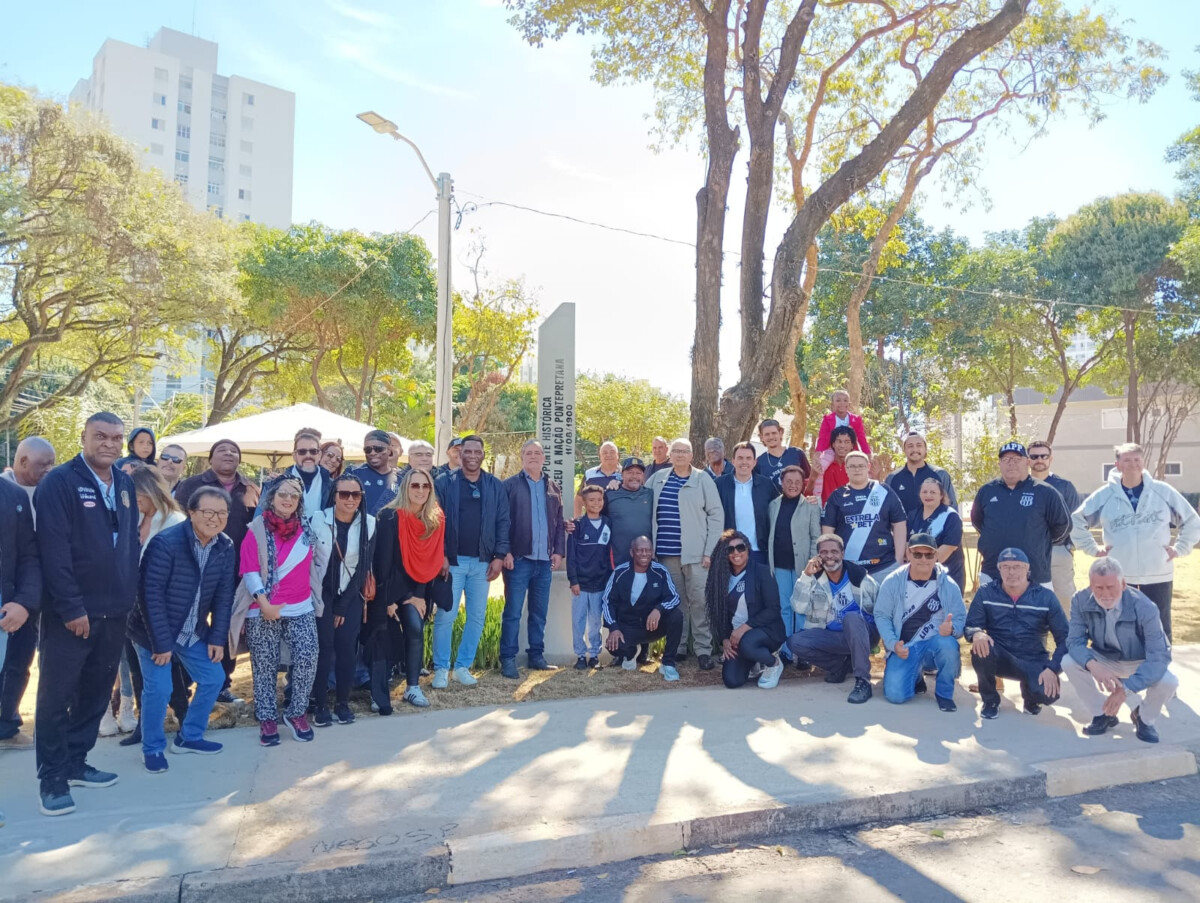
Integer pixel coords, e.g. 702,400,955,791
1071,469,1200,584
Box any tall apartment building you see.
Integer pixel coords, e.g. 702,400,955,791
70,27,295,407
70,27,294,228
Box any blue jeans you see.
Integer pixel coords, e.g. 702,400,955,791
882,634,961,703
433,556,491,671
774,568,802,658
500,557,552,661
134,641,224,756
572,590,603,657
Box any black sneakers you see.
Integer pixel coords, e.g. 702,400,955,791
847,678,872,704
1082,714,1119,736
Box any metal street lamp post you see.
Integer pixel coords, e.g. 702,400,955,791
357,111,453,465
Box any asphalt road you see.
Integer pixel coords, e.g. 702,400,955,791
390,776,1200,902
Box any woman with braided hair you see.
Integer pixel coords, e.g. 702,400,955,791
706,529,787,689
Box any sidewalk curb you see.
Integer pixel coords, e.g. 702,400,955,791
28,746,1200,902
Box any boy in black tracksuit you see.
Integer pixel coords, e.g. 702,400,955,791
34,423,141,816
567,486,613,669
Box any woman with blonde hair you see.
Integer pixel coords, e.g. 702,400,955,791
369,467,448,712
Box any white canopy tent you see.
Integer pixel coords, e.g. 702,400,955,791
161,403,412,467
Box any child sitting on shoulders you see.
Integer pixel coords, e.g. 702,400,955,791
812,389,871,500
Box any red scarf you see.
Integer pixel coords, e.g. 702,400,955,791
264,509,302,542
398,509,445,583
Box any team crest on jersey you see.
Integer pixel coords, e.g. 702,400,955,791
735,581,745,594
1019,493,1034,507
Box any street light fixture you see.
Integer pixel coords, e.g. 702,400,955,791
357,110,454,465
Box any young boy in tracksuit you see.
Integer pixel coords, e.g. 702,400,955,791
567,485,613,670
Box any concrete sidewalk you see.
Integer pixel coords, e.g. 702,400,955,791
4,648,1199,902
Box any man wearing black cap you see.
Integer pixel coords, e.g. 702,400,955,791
604,457,654,567
173,439,260,703
965,547,1068,720
435,437,463,478
347,429,400,514
971,442,1071,590
875,532,965,711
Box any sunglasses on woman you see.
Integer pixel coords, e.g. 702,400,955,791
336,490,362,500
410,482,432,490
726,542,749,555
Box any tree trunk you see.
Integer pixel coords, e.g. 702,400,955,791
784,243,819,446
688,0,738,453
713,0,1030,441
1124,311,1140,443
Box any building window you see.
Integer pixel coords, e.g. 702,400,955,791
177,125,191,138
179,75,193,90
241,116,254,131
214,207,224,219
242,213,251,221
1102,463,1115,481
153,93,167,106
207,181,221,195
1100,408,1127,431
175,173,188,185
211,135,226,148
165,374,183,393
240,140,253,153
175,150,189,162
238,188,251,200
150,143,164,155
151,117,165,130
154,67,169,82
208,156,224,171
211,110,227,122
239,164,252,177
1165,462,1183,477
244,92,255,106
178,101,191,114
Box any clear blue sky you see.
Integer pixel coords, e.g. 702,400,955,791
3,0,1198,397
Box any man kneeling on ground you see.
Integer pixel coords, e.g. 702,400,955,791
875,533,965,711
788,533,878,704
966,547,1068,720
602,536,684,682
706,529,787,689
1061,557,1177,743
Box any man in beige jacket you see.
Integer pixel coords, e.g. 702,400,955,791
648,438,725,669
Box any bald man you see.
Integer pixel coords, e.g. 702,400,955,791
0,436,54,750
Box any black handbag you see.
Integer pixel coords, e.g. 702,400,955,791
431,572,453,613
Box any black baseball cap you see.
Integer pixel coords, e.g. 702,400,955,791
998,441,1028,459
908,533,937,550
621,456,646,471
447,437,464,450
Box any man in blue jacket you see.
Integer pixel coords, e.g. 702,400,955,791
33,412,140,816
129,487,236,774
714,442,779,567
965,547,1068,720
1062,556,1177,743
431,435,510,688
0,472,41,782
500,440,567,678
875,534,965,711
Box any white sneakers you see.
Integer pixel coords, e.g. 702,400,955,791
452,667,477,686
758,654,785,689
116,695,137,733
431,669,449,689
98,708,119,737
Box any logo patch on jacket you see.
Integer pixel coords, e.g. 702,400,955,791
1019,493,1034,507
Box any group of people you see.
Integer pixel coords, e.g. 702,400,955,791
0,390,1192,826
